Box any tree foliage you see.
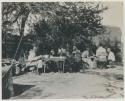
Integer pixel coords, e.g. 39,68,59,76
2,2,108,58
33,2,108,53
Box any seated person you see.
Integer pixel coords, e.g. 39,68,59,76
96,44,107,69
72,46,81,72
81,47,89,63
72,46,81,62
50,49,55,57
58,46,66,57
81,47,94,69
107,48,115,68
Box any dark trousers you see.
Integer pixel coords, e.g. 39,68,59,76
57,61,63,73
38,68,42,75
72,61,82,72
97,61,107,69
107,60,114,68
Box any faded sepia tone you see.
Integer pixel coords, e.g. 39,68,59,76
2,1,124,99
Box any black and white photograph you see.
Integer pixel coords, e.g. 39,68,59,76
1,1,124,99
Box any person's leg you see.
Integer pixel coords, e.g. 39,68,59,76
105,61,107,69
97,61,101,69
76,61,81,72
43,65,45,73
100,61,103,69
109,60,113,68
101,61,104,69
36,67,38,74
74,62,78,72
102,61,105,69
60,61,63,73
96,60,99,68
80,61,85,73
38,68,40,75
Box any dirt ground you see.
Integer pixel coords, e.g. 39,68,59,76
11,67,124,99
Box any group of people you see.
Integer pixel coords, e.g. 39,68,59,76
28,44,116,74
96,44,115,68
82,44,115,69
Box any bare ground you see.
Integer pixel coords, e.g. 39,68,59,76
11,67,124,99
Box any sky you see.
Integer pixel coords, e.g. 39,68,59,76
12,2,124,36
101,2,123,32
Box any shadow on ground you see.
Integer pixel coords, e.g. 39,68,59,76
13,84,35,96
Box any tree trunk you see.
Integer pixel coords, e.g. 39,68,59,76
14,12,30,60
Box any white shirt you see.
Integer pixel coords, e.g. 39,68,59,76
96,46,107,61
82,50,89,58
28,50,36,61
37,60,45,68
108,51,115,61
58,48,66,54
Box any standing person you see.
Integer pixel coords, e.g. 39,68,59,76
57,46,66,73
96,44,107,69
107,48,115,68
37,57,45,75
72,46,81,72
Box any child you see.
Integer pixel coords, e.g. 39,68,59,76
37,57,46,75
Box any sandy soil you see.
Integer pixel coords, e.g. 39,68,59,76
11,68,124,99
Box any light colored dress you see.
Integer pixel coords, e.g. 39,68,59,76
108,51,115,61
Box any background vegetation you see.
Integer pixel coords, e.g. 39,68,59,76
2,2,122,62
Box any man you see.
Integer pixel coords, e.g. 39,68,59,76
107,48,115,68
96,44,107,69
58,46,66,57
72,46,81,62
72,46,81,72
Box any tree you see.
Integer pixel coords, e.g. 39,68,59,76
33,2,108,52
2,2,108,58
2,2,57,59
52,2,108,50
